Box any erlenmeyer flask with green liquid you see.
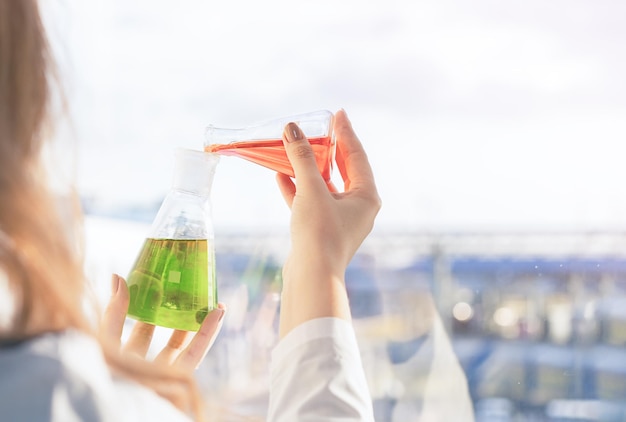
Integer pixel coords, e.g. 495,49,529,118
126,148,219,331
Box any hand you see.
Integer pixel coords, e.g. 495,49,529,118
276,109,381,337
100,274,225,372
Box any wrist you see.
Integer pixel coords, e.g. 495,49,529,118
278,252,352,338
285,243,347,275
282,259,346,293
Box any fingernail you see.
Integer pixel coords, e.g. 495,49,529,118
218,308,226,322
284,122,304,143
111,274,120,295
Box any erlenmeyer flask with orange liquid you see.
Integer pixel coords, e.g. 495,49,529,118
204,109,336,181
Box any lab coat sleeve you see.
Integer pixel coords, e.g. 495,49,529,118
267,317,375,422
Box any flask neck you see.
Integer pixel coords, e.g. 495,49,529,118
172,148,219,197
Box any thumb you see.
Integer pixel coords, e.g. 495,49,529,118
100,274,130,348
282,122,325,189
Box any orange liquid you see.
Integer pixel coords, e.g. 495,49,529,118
204,135,335,181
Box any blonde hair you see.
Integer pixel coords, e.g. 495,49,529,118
0,0,204,419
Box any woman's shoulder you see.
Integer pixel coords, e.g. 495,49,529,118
0,330,191,422
0,330,116,420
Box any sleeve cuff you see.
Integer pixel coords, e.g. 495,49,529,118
271,317,360,365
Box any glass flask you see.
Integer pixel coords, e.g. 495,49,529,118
126,148,219,331
204,109,336,181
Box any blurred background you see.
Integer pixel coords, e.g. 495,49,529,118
44,0,626,420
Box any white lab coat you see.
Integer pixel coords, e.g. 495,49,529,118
0,318,374,422
267,317,375,421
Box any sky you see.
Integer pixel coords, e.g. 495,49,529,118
43,0,626,233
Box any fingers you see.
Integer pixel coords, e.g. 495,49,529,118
174,303,226,371
122,321,156,358
276,173,295,208
122,304,225,370
153,330,192,365
282,122,327,193
334,109,377,193
100,274,130,349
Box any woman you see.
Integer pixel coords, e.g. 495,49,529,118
0,0,381,421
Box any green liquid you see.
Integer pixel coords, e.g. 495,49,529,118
126,238,216,331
